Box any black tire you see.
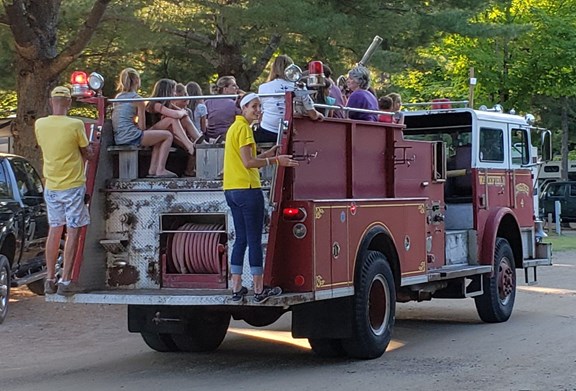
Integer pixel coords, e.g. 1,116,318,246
141,332,179,352
0,255,11,324
27,279,45,296
239,307,284,327
341,251,396,359
474,238,516,323
28,241,64,296
308,338,346,358
171,311,231,352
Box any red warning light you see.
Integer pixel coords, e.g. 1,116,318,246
308,61,324,76
70,71,88,85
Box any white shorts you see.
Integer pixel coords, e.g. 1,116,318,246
44,185,91,228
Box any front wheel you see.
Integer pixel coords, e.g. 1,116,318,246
0,255,10,324
28,242,64,296
474,238,516,323
341,251,396,359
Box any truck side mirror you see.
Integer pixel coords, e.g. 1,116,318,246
541,130,552,162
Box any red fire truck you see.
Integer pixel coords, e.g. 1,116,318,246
48,72,552,359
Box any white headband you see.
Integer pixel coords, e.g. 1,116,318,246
240,93,260,108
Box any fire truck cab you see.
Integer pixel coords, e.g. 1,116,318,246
48,83,552,359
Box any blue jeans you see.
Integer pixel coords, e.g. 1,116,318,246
225,189,265,275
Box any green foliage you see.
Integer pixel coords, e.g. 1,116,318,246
543,230,576,252
0,90,17,117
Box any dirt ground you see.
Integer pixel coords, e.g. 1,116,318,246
2,250,576,391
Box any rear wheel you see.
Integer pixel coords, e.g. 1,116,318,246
342,251,396,359
474,238,516,323
0,255,10,324
171,310,230,352
141,332,179,352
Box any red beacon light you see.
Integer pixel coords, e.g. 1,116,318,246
70,71,105,97
307,60,325,88
70,70,92,98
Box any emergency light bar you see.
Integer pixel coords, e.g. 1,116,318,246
70,70,105,97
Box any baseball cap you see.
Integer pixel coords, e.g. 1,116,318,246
51,86,71,98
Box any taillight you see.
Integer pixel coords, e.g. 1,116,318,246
283,207,307,221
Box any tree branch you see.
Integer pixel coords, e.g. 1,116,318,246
51,0,111,75
247,34,282,79
163,27,212,46
186,48,219,68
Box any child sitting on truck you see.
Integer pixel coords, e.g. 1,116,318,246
146,78,205,176
111,68,176,178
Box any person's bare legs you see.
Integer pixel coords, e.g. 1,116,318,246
151,117,195,154
61,226,81,282
232,274,243,293
46,225,64,281
252,274,263,294
180,115,203,141
141,130,174,176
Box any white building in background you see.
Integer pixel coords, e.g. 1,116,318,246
0,117,14,153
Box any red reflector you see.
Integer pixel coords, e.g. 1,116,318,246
71,71,88,85
283,207,306,221
308,60,324,76
294,275,305,286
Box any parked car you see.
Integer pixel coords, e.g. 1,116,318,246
539,181,576,223
0,153,52,324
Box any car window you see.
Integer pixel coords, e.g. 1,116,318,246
511,129,529,165
479,128,504,162
547,184,564,197
11,159,43,198
0,163,11,198
571,184,576,197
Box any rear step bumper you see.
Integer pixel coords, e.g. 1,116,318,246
46,289,314,307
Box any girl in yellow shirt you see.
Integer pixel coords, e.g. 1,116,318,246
223,93,297,303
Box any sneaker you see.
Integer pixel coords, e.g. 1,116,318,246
253,286,282,304
231,286,248,302
44,279,57,294
57,281,82,296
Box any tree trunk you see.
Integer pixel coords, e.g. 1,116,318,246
12,59,60,172
4,0,110,171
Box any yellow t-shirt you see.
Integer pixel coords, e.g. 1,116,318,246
223,115,261,190
34,115,89,190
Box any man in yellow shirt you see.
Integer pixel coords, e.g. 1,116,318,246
34,86,93,295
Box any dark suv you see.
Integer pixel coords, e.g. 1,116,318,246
540,181,576,223
0,154,50,324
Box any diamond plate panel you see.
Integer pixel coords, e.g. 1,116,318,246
104,183,271,290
